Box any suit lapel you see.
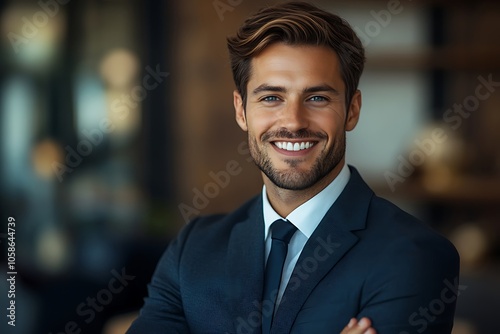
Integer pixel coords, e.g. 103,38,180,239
272,167,374,333
226,196,265,333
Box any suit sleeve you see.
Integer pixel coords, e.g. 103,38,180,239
357,234,460,334
126,220,197,334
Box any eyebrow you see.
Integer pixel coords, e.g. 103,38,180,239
303,84,340,95
252,84,286,95
252,84,340,95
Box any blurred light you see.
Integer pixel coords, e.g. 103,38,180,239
99,49,142,137
105,88,141,137
422,165,453,193
74,48,142,141
99,49,140,89
414,124,467,190
74,72,107,137
450,224,490,267
31,138,64,180
67,173,109,222
36,227,71,274
1,4,66,70
452,319,479,334
0,75,36,191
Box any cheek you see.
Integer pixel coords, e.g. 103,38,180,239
311,104,346,125
333,110,345,122
247,112,275,138
313,113,341,131
312,115,345,145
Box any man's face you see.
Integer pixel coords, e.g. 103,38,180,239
234,43,361,190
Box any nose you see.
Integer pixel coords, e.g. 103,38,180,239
278,99,309,132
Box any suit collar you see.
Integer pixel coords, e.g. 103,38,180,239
326,166,373,232
262,163,351,239
224,166,374,333
272,166,374,333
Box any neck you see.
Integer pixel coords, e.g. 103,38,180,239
264,161,345,217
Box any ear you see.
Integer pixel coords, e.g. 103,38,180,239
345,90,361,131
234,90,248,131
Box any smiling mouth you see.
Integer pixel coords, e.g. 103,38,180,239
273,141,316,151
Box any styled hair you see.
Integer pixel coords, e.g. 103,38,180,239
227,1,365,108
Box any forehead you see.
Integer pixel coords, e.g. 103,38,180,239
248,43,344,90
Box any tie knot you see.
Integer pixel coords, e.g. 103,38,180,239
271,219,297,244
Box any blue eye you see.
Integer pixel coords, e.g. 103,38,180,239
262,96,280,102
309,96,327,102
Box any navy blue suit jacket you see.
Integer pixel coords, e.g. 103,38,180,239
127,167,459,333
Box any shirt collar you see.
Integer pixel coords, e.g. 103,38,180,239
262,163,351,239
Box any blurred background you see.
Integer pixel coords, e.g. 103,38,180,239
0,0,499,333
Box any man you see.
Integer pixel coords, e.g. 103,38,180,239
127,2,459,333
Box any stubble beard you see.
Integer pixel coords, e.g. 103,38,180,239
247,130,346,191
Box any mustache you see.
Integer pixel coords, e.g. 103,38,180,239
262,128,327,142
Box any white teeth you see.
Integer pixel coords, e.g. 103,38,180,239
275,141,315,151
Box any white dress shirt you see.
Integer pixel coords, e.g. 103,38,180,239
262,163,350,306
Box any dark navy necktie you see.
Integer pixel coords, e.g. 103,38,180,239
262,219,297,334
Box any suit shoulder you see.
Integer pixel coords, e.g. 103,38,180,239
368,196,459,262
369,195,438,232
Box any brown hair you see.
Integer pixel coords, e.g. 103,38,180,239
227,1,365,108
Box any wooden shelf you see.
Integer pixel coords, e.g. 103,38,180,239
366,47,500,70
373,175,500,205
